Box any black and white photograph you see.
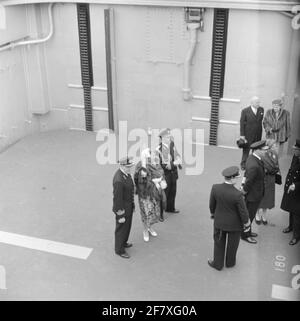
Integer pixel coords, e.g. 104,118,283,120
0,0,299,304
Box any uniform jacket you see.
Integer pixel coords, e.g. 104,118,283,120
281,155,300,214
263,108,291,143
209,183,249,232
243,154,265,202
112,169,135,214
240,106,264,145
156,140,180,179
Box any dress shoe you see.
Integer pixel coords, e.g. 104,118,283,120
255,217,261,225
207,259,222,271
167,209,180,213
124,242,133,248
262,219,268,225
117,252,130,259
250,232,258,237
143,230,149,242
282,227,292,233
242,236,257,244
289,238,299,246
226,264,236,268
159,217,164,222
148,228,157,237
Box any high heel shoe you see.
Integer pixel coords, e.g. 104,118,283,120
255,216,261,225
148,228,157,237
143,230,149,242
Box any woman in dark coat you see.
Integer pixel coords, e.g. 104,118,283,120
256,139,280,225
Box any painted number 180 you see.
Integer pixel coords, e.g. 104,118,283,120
274,255,286,272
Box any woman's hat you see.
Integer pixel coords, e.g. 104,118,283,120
250,140,267,150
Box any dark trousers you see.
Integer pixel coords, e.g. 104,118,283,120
291,212,300,240
241,200,260,238
164,172,177,212
213,228,241,270
160,200,164,220
114,208,133,255
241,147,250,170
287,212,293,229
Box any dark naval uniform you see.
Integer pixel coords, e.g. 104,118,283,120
209,167,250,271
157,137,181,213
240,105,264,169
113,168,135,256
241,141,265,241
281,153,300,243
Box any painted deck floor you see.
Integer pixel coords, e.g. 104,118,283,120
0,130,299,301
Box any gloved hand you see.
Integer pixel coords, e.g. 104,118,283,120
243,219,251,232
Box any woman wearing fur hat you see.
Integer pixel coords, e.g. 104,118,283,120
263,99,291,157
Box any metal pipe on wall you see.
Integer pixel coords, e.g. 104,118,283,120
104,8,114,131
0,3,54,52
182,22,200,101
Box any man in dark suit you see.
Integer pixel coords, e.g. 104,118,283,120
280,139,300,245
241,140,267,244
112,156,135,259
156,128,182,215
240,96,264,170
208,166,250,271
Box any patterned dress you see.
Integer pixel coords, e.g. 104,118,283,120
134,162,163,227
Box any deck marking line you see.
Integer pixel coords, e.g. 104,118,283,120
271,284,300,301
0,231,93,260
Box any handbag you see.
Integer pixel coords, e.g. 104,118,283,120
275,173,282,185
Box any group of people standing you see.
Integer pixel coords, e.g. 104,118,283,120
112,128,182,259
111,96,299,268
239,96,291,170
207,96,299,271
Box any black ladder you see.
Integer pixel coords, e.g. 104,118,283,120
77,4,94,131
209,9,229,145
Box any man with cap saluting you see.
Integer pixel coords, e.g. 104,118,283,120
112,156,135,259
208,166,250,271
241,140,267,244
156,128,182,216
280,139,300,245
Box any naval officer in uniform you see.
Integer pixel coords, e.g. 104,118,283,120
280,139,300,245
241,140,267,244
156,128,182,215
208,166,250,271
112,156,135,259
